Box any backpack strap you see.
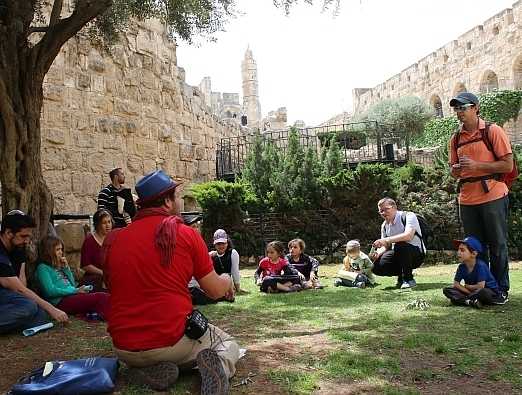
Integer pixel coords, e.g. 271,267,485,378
401,212,424,252
455,121,503,193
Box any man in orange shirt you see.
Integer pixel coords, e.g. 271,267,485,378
448,92,513,304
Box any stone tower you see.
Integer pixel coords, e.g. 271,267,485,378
241,47,261,128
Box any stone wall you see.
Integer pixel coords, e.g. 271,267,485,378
352,1,522,143
40,19,240,215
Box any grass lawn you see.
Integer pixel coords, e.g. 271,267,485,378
2,262,522,394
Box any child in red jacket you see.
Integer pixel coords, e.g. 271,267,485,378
255,241,301,293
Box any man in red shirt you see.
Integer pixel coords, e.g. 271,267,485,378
104,170,239,394
449,92,513,304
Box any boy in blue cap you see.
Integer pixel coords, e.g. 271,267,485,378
443,236,500,308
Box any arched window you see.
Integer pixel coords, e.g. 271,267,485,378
453,82,467,96
479,70,499,93
512,54,522,89
430,95,444,117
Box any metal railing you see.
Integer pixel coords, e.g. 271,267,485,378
216,122,410,180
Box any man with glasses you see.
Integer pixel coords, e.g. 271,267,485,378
449,92,513,304
0,211,68,334
371,197,425,289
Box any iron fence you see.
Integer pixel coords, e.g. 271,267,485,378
216,122,410,180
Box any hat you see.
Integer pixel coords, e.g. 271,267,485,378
346,240,361,249
213,229,228,244
135,170,178,205
449,92,479,107
452,236,483,253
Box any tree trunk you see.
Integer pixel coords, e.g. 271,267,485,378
0,0,112,240
0,51,53,240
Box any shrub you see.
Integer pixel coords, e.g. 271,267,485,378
412,116,459,148
479,90,522,126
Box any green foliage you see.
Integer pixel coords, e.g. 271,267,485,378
412,116,459,148
318,130,367,149
366,96,433,136
190,180,255,230
479,90,522,126
321,135,343,178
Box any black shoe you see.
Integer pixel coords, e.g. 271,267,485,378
197,349,229,395
128,361,179,391
470,299,483,309
491,291,509,305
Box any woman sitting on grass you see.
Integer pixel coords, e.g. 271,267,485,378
286,238,323,289
255,241,301,293
79,209,113,292
35,235,110,321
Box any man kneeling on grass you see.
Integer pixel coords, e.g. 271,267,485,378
104,170,239,394
443,236,500,309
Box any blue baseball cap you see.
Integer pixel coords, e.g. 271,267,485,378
449,92,479,107
452,236,483,253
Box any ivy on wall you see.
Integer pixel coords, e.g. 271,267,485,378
479,90,522,127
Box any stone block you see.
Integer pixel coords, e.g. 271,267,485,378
77,73,91,89
127,155,144,173
114,98,139,116
55,222,86,252
135,139,158,158
159,125,173,142
179,144,194,161
45,129,66,145
72,131,96,148
42,148,67,171
195,147,206,160
43,84,64,102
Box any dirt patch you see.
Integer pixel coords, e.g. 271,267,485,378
398,350,516,395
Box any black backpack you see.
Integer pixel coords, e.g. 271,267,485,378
400,212,432,253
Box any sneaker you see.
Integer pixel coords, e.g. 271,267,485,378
470,299,483,309
128,361,179,391
334,279,342,287
289,284,302,292
355,281,366,289
400,281,412,289
197,349,229,395
407,279,417,288
491,292,509,305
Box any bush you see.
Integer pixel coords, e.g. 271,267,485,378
412,116,459,148
479,90,522,126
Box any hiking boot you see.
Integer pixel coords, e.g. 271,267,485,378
128,361,179,391
491,291,509,305
197,349,229,395
355,281,366,289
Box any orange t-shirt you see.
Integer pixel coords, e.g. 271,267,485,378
448,119,511,206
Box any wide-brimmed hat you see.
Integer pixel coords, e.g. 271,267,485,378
135,170,178,206
213,229,228,244
452,236,483,253
449,92,479,107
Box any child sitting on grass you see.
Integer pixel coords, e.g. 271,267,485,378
334,240,375,288
443,236,501,308
286,238,322,289
255,241,301,293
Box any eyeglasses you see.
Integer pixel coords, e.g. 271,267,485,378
453,103,475,112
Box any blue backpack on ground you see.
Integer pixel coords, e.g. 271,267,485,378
9,357,119,395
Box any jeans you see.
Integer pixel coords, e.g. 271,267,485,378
0,288,50,334
460,196,510,292
372,242,424,283
443,286,498,306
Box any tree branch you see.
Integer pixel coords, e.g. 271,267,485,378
49,0,63,27
31,0,113,78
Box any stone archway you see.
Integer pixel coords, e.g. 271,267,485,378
453,82,467,96
479,70,499,93
430,94,444,117
512,54,522,89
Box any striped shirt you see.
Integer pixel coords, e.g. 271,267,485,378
97,184,135,228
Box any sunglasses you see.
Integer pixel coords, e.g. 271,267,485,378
453,103,475,112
